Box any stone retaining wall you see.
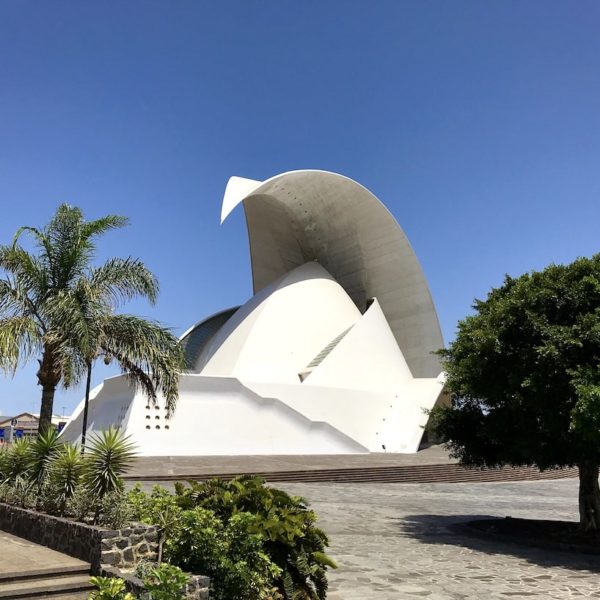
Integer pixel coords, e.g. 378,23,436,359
0,502,158,572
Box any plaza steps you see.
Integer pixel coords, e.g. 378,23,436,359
0,564,93,599
126,462,578,485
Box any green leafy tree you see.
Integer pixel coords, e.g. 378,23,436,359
431,254,600,531
0,204,183,435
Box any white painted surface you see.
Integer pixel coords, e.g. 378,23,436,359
221,170,444,378
61,170,446,456
198,262,360,382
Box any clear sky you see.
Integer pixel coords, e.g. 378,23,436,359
1,1,599,417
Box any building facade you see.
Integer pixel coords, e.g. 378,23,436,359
61,170,445,455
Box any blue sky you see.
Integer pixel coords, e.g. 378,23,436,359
1,1,599,416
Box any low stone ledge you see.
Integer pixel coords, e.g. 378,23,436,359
0,502,158,573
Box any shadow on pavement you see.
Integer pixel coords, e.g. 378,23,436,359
396,514,600,572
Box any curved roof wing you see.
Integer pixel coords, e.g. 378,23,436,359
221,170,443,378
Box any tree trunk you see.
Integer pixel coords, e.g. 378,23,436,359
37,344,61,435
37,383,56,435
578,462,600,531
80,362,92,454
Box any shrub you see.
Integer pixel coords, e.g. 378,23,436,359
142,563,188,600
44,442,83,515
66,486,97,523
82,427,136,522
88,575,136,600
28,428,61,492
166,507,280,600
3,438,32,482
175,476,336,599
98,490,133,529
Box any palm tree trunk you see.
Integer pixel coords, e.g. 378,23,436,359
80,361,93,454
578,462,600,531
37,344,60,435
38,383,56,435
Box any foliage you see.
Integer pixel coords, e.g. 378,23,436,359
98,490,133,529
66,486,98,523
82,427,136,503
142,563,188,600
0,203,183,434
28,428,61,490
1,438,31,482
130,477,335,599
45,442,83,514
0,428,135,526
88,576,136,600
431,254,600,530
133,558,156,581
166,507,280,600
176,476,336,599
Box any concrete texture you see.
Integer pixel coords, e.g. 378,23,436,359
0,530,88,576
125,445,455,478
222,170,444,378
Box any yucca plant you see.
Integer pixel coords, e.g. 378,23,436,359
82,427,136,522
47,442,83,515
3,438,32,483
0,445,10,481
28,428,61,493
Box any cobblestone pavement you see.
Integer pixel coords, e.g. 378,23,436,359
282,479,600,600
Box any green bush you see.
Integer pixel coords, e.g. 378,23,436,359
88,576,136,600
143,563,188,600
98,490,133,529
29,429,61,493
175,476,336,599
83,427,136,522
166,507,280,600
43,442,83,515
0,428,137,528
129,477,336,600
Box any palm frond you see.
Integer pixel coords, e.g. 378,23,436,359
80,214,129,239
0,315,42,373
101,314,184,414
89,257,159,307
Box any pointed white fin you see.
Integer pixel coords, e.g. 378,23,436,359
221,176,262,223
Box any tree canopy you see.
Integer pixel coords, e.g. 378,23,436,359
432,254,600,529
0,204,183,433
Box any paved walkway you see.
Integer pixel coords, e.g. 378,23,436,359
281,478,600,600
0,530,88,577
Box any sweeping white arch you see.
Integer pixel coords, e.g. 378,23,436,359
221,170,444,378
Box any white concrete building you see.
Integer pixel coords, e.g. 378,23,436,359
61,170,445,455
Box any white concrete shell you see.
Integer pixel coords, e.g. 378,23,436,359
61,170,445,455
222,170,444,378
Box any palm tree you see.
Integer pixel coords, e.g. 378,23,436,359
0,204,183,434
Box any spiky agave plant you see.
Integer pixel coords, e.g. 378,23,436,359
48,442,83,515
82,427,136,522
3,438,35,507
28,428,61,493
